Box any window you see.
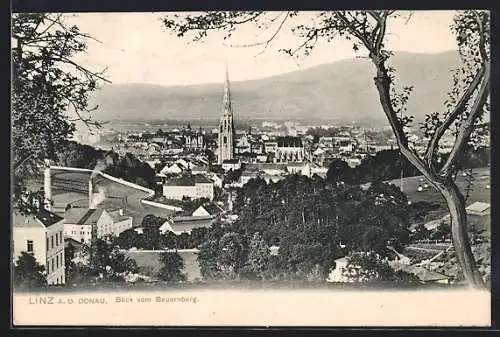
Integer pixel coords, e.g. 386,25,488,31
51,236,54,249
223,136,227,144
27,240,33,253
51,258,54,272
55,233,58,247
56,255,59,268
46,238,49,250
47,260,50,273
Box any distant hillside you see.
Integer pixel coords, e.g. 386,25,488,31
88,51,462,124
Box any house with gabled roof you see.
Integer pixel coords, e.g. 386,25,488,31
159,162,186,176
159,215,214,235
63,207,133,245
192,202,225,217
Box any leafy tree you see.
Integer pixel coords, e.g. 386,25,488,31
162,10,489,288
162,231,178,250
197,239,221,280
72,239,138,282
12,14,108,210
13,252,47,288
326,159,357,185
342,252,419,284
140,215,166,250
189,227,209,248
410,223,431,242
218,232,248,279
361,226,390,255
157,252,186,282
243,232,271,280
432,222,452,243
115,228,141,250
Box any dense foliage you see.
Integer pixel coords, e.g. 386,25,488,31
65,238,138,284
342,252,420,284
13,252,47,288
12,13,107,210
56,141,156,188
326,147,490,185
196,174,418,282
157,252,187,282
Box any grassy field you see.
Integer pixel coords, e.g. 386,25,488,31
123,250,201,281
386,167,490,212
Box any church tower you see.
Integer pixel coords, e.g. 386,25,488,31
217,66,235,164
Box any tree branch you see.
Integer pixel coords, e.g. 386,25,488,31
367,11,387,52
335,13,372,51
14,153,35,171
425,64,486,168
440,63,490,176
223,12,289,51
473,10,488,62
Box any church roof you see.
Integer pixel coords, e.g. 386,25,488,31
277,136,303,148
222,65,233,115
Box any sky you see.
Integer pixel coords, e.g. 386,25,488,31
64,11,459,87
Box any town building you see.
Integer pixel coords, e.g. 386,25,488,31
13,209,66,285
191,164,209,175
159,215,214,235
217,67,235,164
63,208,133,244
274,136,305,163
159,162,186,176
163,174,214,201
222,159,241,171
183,123,205,149
192,202,225,217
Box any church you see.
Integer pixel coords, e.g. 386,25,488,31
183,123,204,150
217,67,236,164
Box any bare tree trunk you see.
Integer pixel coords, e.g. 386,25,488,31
434,181,485,288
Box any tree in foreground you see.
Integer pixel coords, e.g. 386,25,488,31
157,252,187,282
162,10,489,288
12,13,109,212
13,252,47,288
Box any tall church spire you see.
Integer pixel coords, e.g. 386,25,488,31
218,65,235,164
223,64,232,115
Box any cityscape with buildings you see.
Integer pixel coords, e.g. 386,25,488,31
12,10,491,306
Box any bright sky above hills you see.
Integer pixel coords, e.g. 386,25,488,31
66,11,459,87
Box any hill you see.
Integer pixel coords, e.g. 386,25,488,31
88,51,462,124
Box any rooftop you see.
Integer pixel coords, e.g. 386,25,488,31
164,174,213,186
195,203,225,216
246,163,286,171
108,210,132,223
277,136,303,148
466,201,490,215
222,159,240,164
64,208,105,226
390,263,449,282
13,209,64,229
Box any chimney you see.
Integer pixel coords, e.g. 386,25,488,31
43,159,52,211
89,180,94,209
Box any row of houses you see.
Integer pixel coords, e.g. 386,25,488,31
13,201,134,286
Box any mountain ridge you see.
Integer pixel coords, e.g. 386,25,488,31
88,51,462,123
